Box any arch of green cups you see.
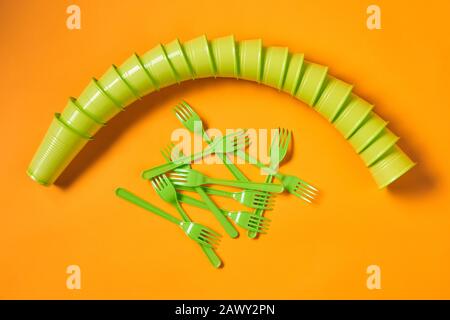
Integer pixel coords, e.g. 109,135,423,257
27,35,415,188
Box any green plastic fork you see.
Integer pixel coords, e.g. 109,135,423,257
169,168,284,193
175,185,275,210
174,101,248,181
115,188,222,267
142,130,248,180
178,193,270,233
150,175,224,267
248,128,290,238
236,150,318,202
160,144,239,239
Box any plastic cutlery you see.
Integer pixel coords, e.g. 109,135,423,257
175,185,275,210
160,143,239,238
142,130,248,180
174,101,248,181
178,193,270,233
248,127,290,238
236,150,318,202
169,168,284,193
115,188,222,255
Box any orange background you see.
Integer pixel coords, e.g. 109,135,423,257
1,0,449,299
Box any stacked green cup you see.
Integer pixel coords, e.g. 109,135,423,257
117,53,157,97
261,46,289,90
76,78,123,123
282,53,304,95
183,35,216,78
164,38,195,82
140,43,179,89
211,35,238,78
28,114,91,185
314,76,353,122
98,65,139,108
369,146,415,188
27,35,415,188
238,39,263,82
60,97,104,138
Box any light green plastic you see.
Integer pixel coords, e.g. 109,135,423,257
142,131,245,180
369,146,416,188
159,140,239,239
116,187,222,268
76,78,123,123
237,150,317,202
98,65,139,108
248,128,291,238
183,35,216,78
261,46,289,90
360,129,399,167
349,112,388,153
176,185,274,210
174,101,247,181
170,168,284,193
295,61,328,105
211,35,238,77
282,53,304,95
333,94,374,138
238,39,263,82
117,53,157,97
60,97,104,138
164,38,194,81
140,43,178,89
27,113,90,185
315,76,353,122
178,193,270,233
27,35,414,188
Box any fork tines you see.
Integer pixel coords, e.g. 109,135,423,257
197,225,221,248
294,181,319,203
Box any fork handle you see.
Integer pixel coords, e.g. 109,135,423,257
115,188,181,225
142,148,215,180
195,187,239,238
199,244,222,268
174,185,233,199
205,177,284,193
175,196,222,268
178,193,229,216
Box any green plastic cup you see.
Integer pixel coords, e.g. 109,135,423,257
98,65,139,108
211,35,238,78
76,78,123,123
27,113,91,186
261,46,289,90
282,53,304,95
295,61,328,106
360,129,399,167
333,94,374,139
348,112,388,153
140,43,179,89
238,39,263,82
183,35,216,78
164,38,195,81
60,97,104,138
369,145,416,188
117,53,157,97
314,76,353,122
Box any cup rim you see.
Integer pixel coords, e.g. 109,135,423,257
54,113,92,140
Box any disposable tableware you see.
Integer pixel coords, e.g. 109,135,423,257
178,193,270,234
169,168,285,193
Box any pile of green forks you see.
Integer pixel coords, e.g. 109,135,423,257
116,101,318,268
